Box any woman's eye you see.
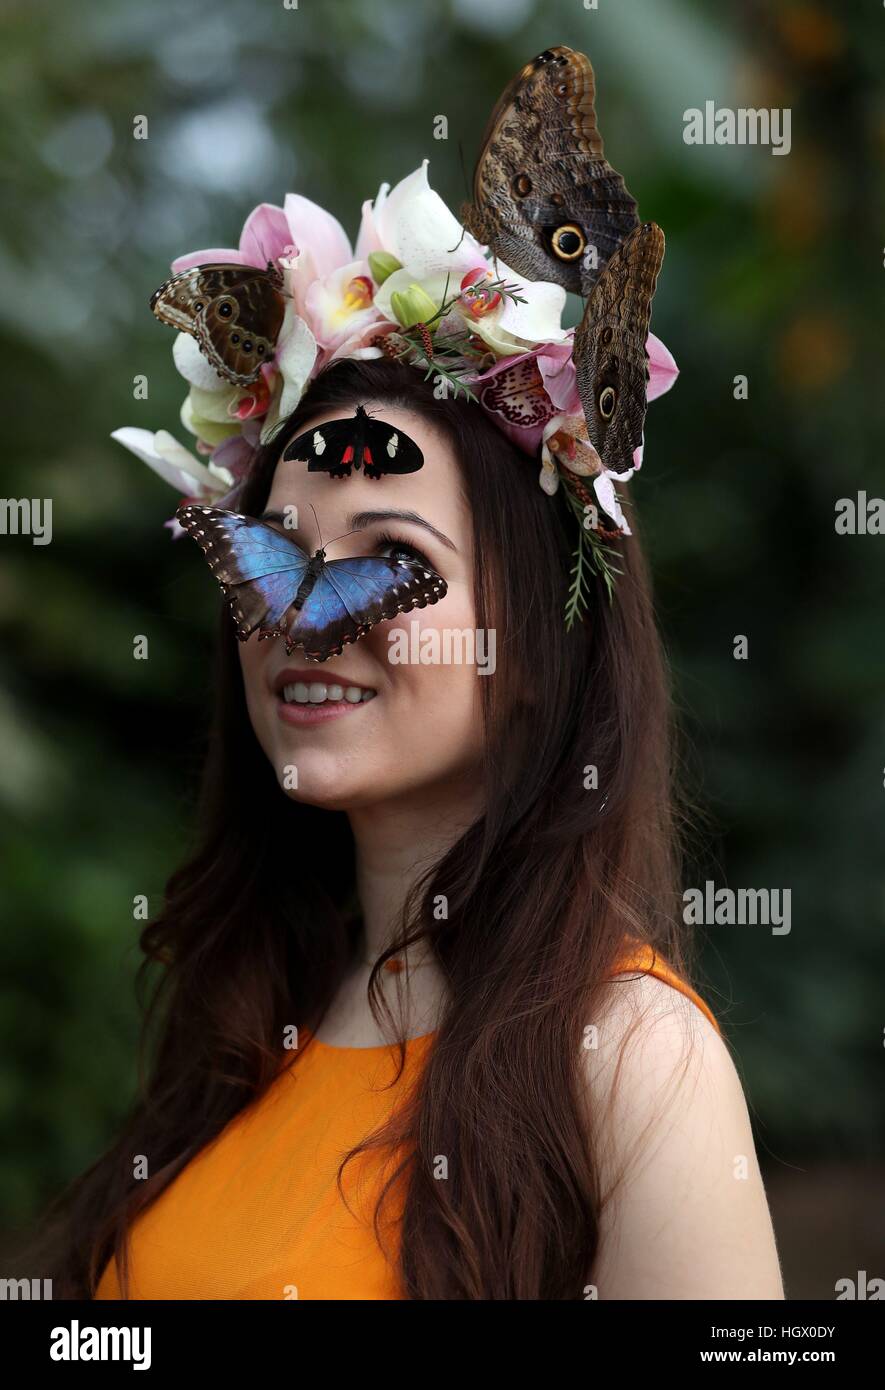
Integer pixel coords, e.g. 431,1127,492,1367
376,534,431,567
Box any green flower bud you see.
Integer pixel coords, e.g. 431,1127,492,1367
367,251,402,286
390,283,438,329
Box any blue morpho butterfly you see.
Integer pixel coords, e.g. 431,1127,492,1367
176,502,447,663
282,404,424,479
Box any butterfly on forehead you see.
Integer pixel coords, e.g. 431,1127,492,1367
176,503,447,664
460,45,639,295
282,405,424,480
572,221,665,479
150,261,287,387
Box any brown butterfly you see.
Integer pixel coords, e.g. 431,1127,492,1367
150,262,286,386
572,221,665,477
461,46,639,295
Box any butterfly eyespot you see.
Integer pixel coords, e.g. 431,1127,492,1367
218,302,233,318
598,386,617,419
512,173,532,198
551,224,585,261
243,340,253,352
610,355,620,372
194,302,203,311
231,333,240,344
257,345,265,355
550,191,565,207
601,326,614,346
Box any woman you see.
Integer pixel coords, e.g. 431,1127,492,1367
25,356,784,1299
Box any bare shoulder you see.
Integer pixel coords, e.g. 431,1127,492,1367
580,970,785,1300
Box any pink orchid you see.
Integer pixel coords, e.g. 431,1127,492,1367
283,194,353,321
171,203,296,273
305,260,386,359
469,348,564,454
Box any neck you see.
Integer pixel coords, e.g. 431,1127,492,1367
349,774,484,961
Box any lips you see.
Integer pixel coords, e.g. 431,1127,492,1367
271,667,376,701
271,666,378,726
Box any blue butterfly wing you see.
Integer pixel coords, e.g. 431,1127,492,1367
286,555,447,662
177,505,310,639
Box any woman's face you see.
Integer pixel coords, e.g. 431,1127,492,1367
239,402,484,811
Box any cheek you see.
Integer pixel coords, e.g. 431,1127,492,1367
237,635,272,747
373,582,485,763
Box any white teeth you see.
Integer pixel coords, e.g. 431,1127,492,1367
281,681,377,705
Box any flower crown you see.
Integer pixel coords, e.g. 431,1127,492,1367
112,159,676,620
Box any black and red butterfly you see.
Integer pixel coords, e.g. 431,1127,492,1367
282,405,424,479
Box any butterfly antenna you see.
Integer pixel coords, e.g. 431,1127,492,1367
442,141,471,254
258,230,292,298
309,503,323,549
458,138,470,200
323,525,363,549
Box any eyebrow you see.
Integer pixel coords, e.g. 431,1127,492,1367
259,507,457,551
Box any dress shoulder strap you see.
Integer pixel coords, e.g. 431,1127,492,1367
606,939,722,1035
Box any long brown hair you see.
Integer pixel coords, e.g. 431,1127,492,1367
24,357,694,1299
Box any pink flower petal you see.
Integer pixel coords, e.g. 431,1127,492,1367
171,246,244,273
470,349,557,455
210,433,258,481
284,194,352,280
646,332,678,402
354,194,386,259
537,342,582,415
238,202,295,267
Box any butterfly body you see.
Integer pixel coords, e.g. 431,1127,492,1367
150,262,286,386
292,549,330,609
572,221,665,477
177,504,446,663
282,405,424,480
461,46,639,294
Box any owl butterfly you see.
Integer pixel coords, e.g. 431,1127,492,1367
150,262,286,387
572,221,665,479
460,45,639,294
176,504,446,663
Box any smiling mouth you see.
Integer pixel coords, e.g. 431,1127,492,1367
281,680,376,705
275,677,378,726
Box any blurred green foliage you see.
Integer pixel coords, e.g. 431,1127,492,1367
1,0,882,1237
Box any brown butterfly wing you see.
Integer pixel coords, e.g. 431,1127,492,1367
573,222,665,476
461,46,638,294
150,264,285,386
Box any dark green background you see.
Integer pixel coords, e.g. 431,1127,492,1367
1,0,882,1295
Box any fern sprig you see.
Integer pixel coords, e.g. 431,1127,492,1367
561,478,625,627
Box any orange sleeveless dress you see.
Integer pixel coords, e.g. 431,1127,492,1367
94,941,719,1300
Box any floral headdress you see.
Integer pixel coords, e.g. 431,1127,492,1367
112,160,677,622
